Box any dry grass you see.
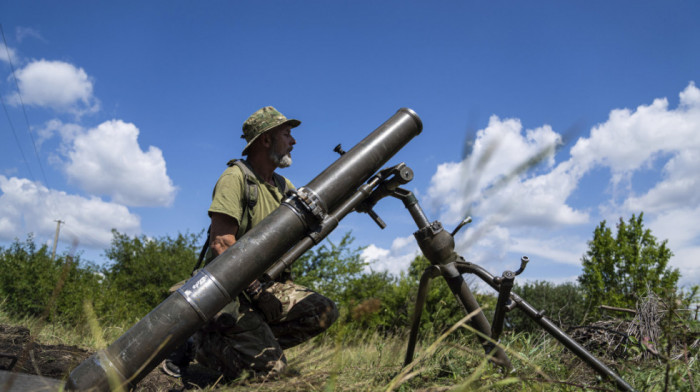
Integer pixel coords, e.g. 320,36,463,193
2,300,698,391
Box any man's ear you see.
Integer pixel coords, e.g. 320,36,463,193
261,132,272,148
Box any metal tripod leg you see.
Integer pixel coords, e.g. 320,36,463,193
404,263,512,369
404,265,441,366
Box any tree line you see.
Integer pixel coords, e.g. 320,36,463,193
0,213,695,338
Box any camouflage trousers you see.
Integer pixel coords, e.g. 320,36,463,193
193,281,338,379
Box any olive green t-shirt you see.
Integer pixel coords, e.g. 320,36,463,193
208,162,295,238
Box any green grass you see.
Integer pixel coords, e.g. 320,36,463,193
168,316,697,391
1,304,697,391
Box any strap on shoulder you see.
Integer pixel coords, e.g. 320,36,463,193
272,172,295,197
192,225,211,274
227,159,257,236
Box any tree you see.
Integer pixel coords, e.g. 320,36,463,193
578,213,680,314
99,230,201,323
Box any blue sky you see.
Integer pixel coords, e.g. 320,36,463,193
1,1,699,289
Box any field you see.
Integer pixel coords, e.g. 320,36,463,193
0,235,697,391
1,309,697,392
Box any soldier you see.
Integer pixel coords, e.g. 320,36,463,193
163,106,338,380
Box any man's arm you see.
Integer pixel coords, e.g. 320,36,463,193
210,211,279,319
209,212,239,256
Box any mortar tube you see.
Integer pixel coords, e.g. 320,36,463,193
66,108,422,391
263,176,382,281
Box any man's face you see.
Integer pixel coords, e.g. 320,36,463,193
269,126,296,168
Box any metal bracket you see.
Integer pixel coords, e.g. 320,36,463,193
414,221,444,242
295,187,327,222
177,269,232,322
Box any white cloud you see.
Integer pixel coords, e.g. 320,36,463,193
646,207,700,287
426,161,466,221
588,82,700,287
509,235,587,267
623,149,700,213
388,82,700,287
668,246,700,289
426,115,581,229
0,175,140,247
38,119,84,149
361,234,419,276
456,224,512,268
64,120,177,207
9,59,99,115
15,27,45,43
570,82,700,184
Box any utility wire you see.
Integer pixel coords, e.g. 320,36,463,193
1,92,35,180
2,24,65,254
0,23,51,188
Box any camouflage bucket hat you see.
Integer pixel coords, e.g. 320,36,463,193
241,106,301,155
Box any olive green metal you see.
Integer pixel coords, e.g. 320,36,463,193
403,265,441,367
396,188,513,369
454,261,636,392
491,271,515,341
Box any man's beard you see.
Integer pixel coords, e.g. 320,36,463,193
269,138,293,168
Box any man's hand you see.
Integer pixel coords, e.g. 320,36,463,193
246,281,283,322
245,279,263,298
252,291,283,322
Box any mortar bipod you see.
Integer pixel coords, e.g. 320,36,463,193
402,258,511,369
454,260,637,392
353,163,511,368
356,163,634,391
403,256,528,367
386,193,512,368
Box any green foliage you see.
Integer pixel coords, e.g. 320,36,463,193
0,235,57,318
510,281,587,332
3,229,698,391
97,230,200,324
0,231,200,327
0,235,101,324
292,233,414,335
292,232,367,303
294,241,493,338
405,255,479,336
578,213,680,314
338,269,411,333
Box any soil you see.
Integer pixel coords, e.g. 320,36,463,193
0,324,225,391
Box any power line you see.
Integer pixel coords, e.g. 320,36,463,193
0,23,51,188
1,92,36,181
1,24,65,254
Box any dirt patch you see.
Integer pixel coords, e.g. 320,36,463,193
0,323,338,391
0,324,219,391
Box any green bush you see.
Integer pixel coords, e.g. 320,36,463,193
3,226,687,349
292,233,414,335
96,230,201,324
578,213,680,316
509,281,587,332
294,241,495,339
0,231,200,327
0,235,101,324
